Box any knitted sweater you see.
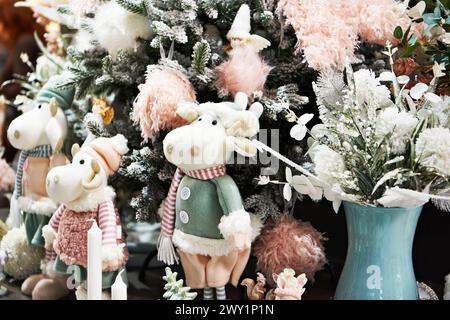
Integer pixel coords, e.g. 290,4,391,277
45,199,128,271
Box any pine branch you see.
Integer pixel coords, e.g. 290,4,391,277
191,40,211,75
86,121,111,138
162,267,197,300
116,0,147,15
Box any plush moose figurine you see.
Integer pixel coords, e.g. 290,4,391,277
157,92,263,300
6,74,73,299
41,134,129,299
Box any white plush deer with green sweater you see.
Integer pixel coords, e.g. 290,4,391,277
157,92,263,300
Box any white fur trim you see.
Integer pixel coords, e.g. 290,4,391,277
18,196,58,216
218,209,253,240
249,213,263,239
42,225,57,250
173,229,235,256
173,213,262,257
102,244,124,263
65,186,116,211
40,259,58,277
111,134,129,155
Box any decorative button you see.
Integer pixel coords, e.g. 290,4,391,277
179,210,189,224
180,187,191,200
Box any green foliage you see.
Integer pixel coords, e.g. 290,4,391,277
191,40,211,75
116,0,147,15
163,267,197,300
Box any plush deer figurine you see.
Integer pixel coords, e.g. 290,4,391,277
42,134,129,300
6,74,73,299
158,92,263,300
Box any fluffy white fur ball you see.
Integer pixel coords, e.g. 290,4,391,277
92,2,153,58
0,226,44,280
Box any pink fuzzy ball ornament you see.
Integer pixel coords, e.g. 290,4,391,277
132,67,197,142
215,46,271,97
254,214,327,286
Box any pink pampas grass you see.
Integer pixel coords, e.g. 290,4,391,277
253,214,327,286
0,159,15,192
276,0,358,72
356,0,412,45
132,67,196,142
277,0,416,71
215,46,271,97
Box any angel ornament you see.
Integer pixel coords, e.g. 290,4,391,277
226,4,270,55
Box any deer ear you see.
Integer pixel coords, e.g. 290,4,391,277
229,136,257,157
177,102,199,122
45,118,64,152
249,102,263,119
71,143,80,157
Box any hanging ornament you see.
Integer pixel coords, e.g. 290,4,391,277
132,52,196,142
91,1,153,59
215,4,271,98
92,97,115,125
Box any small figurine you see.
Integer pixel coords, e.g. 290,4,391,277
6,74,73,299
40,134,129,299
241,272,267,300
226,4,270,54
157,92,263,300
242,268,308,300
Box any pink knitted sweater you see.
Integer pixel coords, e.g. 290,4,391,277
46,201,128,271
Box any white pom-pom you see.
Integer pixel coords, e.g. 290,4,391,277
111,134,129,155
91,2,153,58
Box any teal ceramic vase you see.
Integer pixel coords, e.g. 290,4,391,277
334,201,423,300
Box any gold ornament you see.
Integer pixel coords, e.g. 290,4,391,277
92,97,115,125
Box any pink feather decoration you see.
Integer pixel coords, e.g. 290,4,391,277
132,67,196,142
276,0,358,72
254,215,327,286
215,46,271,97
356,0,413,45
277,0,416,71
0,159,15,192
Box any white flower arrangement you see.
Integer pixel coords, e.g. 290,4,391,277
255,42,450,211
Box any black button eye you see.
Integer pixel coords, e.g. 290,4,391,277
198,118,202,121
79,160,85,165
212,120,217,125
37,104,42,109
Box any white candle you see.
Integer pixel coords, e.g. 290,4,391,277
111,269,127,300
87,220,102,300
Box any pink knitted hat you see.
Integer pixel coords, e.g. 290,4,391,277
83,134,129,176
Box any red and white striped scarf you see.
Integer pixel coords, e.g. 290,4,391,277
160,165,226,237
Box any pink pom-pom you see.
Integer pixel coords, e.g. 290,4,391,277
0,159,15,192
215,46,271,97
253,214,327,286
132,67,196,142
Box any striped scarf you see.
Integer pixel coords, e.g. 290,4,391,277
14,145,53,199
157,165,226,265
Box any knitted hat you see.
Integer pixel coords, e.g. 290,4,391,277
226,4,251,40
37,73,75,110
83,134,129,176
